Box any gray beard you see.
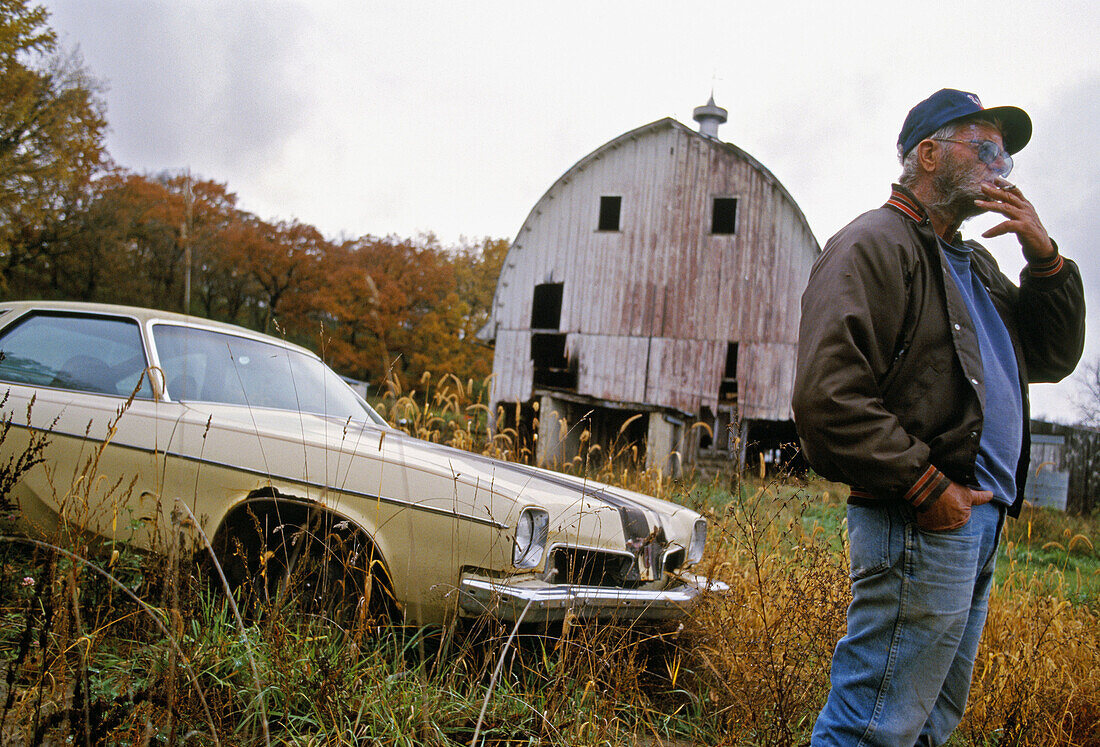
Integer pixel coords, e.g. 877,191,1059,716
928,156,987,224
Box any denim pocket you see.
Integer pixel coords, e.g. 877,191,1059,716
911,515,984,601
847,504,892,580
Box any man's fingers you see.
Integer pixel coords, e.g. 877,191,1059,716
976,205,1055,259
974,199,1018,221
983,180,1025,201
969,489,995,506
980,219,1017,239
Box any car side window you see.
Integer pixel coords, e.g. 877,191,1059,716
152,324,370,420
0,312,153,399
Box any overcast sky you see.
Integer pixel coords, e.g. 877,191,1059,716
41,1,1098,421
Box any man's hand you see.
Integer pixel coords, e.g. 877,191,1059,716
976,181,1056,263
917,480,993,531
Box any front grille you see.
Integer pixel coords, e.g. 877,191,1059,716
546,547,639,587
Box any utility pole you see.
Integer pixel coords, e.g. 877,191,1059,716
182,169,193,313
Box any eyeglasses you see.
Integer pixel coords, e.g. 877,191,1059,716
931,138,1013,177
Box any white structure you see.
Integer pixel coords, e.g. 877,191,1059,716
480,98,820,472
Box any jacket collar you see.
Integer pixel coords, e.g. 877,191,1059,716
883,184,930,224
885,184,965,243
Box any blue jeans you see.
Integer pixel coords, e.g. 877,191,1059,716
812,500,1004,746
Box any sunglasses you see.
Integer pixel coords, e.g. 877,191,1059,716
931,138,1013,178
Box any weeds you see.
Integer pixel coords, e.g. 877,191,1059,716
678,474,848,745
1,372,1098,744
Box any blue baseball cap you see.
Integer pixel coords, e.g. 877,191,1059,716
898,88,1032,158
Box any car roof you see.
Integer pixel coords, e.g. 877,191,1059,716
0,300,320,359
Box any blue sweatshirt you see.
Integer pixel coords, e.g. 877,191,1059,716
940,238,1022,506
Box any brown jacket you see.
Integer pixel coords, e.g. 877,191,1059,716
793,185,1085,517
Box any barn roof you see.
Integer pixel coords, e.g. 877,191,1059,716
530,116,817,248
478,117,819,343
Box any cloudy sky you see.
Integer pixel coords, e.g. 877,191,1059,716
41,1,1098,421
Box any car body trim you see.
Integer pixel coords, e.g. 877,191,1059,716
7,420,508,530
458,572,729,622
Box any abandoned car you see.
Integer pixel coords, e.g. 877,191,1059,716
0,301,723,625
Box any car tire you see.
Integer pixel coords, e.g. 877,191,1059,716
213,503,396,631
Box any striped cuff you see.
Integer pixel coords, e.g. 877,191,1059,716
1027,252,1063,278
903,465,952,513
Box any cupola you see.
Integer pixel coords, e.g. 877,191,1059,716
692,95,728,139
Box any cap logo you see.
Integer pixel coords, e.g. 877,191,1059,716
968,94,982,107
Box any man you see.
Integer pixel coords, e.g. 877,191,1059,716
793,89,1085,746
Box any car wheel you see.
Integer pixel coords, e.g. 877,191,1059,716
213,503,396,631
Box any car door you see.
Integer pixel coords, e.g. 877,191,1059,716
0,309,183,548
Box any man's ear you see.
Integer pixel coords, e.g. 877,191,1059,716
916,139,939,173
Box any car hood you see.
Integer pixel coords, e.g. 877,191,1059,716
176,402,699,538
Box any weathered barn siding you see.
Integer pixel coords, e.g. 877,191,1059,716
491,329,532,403
739,342,799,420
643,337,727,414
485,116,818,434
574,334,650,404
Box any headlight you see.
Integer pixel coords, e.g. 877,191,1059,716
513,507,549,569
686,517,707,565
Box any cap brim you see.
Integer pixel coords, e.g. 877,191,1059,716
967,105,1032,154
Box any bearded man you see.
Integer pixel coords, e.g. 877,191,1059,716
793,89,1085,746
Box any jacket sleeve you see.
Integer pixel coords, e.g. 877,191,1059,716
1016,252,1086,383
792,222,938,500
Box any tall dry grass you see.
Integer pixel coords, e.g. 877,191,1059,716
373,373,1100,744
961,509,1100,745
1,372,1098,744
680,479,849,744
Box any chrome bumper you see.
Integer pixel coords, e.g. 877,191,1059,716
458,572,729,622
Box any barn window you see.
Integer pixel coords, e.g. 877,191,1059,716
597,196,621,232
711,197,738,235
531,283,563,330
719,342,738,402
531,332,576,389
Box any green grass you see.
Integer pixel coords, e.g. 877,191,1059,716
997,504,1100,610
2,475,1098,744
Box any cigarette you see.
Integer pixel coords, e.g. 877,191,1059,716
1000,181,1017,191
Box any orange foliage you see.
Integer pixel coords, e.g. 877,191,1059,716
4,169,508,389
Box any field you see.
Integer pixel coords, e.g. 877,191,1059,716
1,376,1098,745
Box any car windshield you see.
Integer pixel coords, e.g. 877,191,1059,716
152,324,386,424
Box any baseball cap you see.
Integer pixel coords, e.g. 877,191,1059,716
898,88,1032,158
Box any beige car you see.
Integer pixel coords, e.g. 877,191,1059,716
0,301,722,625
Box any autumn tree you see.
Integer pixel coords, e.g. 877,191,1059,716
304,235,452,385
160,174,259,322
195,212,261,324
0,0,108,295
109,173,184,302
241,218,327,335
450,236,508,381
55,171,261,317
51,171,154,302
303,239,383,378
66,172,332,330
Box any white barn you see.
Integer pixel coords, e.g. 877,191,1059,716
479,98,820,472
